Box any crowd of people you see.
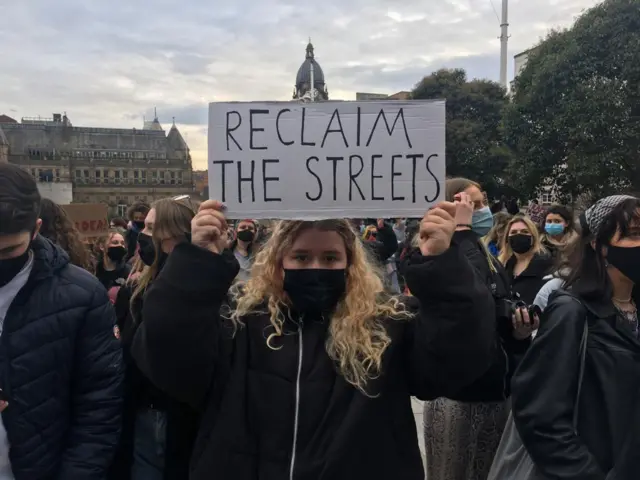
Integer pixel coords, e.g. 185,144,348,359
0,160,637,480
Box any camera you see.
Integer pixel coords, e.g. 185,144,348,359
509,299,542,320
496,293,542,321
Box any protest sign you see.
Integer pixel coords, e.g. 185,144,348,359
526,202,546,227
62,203,109,238
208,100,445,219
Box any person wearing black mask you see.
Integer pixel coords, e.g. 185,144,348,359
0,163,123,478
231,219,257,282
130,199,498,480
499,215,553,305
504,195,640,480
124,202,150,261
95,230,132,303
110,196,201,480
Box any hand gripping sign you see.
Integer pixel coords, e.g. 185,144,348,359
208,100,446,220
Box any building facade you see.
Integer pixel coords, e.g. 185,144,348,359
355,91,411,101
0,128,8,164
0,113,194,217
511,47,540,91
293,41,329,101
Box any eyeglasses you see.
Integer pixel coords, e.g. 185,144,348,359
172,194,197,213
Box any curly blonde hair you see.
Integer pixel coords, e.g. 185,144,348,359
231,219,413,394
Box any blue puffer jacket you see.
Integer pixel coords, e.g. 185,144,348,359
0,236,124,479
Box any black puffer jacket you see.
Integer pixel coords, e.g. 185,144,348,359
512,290,640,480
1,236,124,479
132,242,496,480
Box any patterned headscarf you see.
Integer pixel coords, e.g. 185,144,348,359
583,195,636,237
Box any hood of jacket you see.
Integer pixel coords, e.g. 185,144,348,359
543,267,571,281
29,234,70,282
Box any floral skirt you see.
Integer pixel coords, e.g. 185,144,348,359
423,398,509,480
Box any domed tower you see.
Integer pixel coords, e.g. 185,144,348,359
293,40,329,101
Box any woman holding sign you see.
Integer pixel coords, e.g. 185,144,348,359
131,199,496,480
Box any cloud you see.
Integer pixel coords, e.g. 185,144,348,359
1,0,598,169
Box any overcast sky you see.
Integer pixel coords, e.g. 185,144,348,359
1,0,598,169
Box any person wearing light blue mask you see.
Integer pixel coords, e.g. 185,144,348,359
542,204,578,260
544,223,564,236
423,177,532,480
472,206,494,237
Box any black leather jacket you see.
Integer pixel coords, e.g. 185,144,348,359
512,290,640,480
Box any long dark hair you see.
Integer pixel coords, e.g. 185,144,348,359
564,197,640,300
545,204,576,232
39,198,94,272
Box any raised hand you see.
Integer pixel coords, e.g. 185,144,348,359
191,200,229,254
419,202,457,256
453,192,474,230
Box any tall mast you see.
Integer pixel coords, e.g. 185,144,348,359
499,0,509,88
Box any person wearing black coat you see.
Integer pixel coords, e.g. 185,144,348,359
109,283,200,480
109,196,201,480
422,181,533,480
510,195,640,480
131,199,496,480
499,215,554,305
361,219,398,265
124,202,150,261
0,164,123,479
95,230,133,304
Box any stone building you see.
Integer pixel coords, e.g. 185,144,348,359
293,41,329,101
0,113,194,217
0,128,8,164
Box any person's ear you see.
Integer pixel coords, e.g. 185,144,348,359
32,219,43,239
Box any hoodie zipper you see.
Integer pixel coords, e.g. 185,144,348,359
289,326,304,480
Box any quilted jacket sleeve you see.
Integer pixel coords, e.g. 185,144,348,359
56,286,124,480
403,246,496,400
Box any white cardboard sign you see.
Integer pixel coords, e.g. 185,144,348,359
208,100,445,219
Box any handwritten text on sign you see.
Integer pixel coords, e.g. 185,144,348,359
61,203,109,238
208,100,445,219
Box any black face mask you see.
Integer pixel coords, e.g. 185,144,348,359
236,230,255,243
509,234,533,254
283,269,346,316
133,221,145,231
607,245,640,284
0,248,30,288
107,246,127,263
137,233,156,266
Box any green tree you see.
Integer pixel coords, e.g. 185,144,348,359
411,68,511,199
504,0,640,202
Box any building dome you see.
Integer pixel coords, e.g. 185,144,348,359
296,43,325,90
293,41,329,101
